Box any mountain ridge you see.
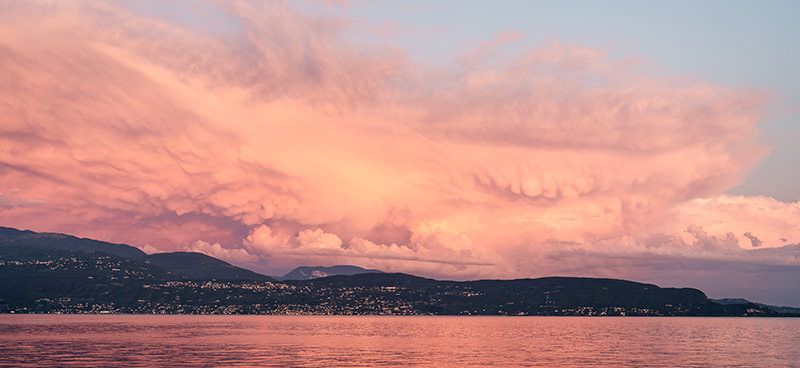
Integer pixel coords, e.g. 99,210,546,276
0,226,271,282
0,226,147,259
280,265,384,280
1,226,798,316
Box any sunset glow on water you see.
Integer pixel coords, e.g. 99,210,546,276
1,315,799,367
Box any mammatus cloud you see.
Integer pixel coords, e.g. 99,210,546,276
1,1,798,303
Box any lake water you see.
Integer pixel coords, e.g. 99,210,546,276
0,315,798,367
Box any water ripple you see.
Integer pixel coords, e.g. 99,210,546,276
0,315,798,367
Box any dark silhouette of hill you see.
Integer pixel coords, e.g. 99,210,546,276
0,226,271,282
0,226,145,259
144,252,270,281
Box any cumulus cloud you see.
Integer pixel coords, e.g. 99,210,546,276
185,240,258,264
665,195,800,249
0,0,798,297
241,224,491,275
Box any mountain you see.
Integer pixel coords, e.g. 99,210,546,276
280,265,384,280
712,298,752,305
0,245,170,309
0,226,271,281
144,252,270,281
297,273,718,315
1,226,798,316
713,298,800,315
0,226,146,259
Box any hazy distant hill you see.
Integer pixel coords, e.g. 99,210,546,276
280,265,384,280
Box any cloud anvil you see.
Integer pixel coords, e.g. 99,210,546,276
1,1,798,306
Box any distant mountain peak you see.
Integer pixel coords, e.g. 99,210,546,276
280,265,384,280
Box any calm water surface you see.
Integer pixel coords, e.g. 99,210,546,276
0,315,798,367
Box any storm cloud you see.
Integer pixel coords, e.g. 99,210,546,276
0,1,798,303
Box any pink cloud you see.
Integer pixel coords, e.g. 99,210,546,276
185,240,258,264
0,0,797,288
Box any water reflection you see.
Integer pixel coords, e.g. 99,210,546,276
0,315,798,367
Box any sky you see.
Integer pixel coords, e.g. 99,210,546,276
1,0,799,305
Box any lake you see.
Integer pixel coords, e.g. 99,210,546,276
0,315,798,367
